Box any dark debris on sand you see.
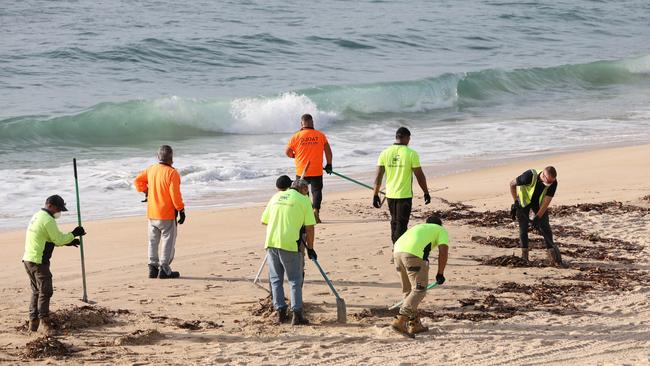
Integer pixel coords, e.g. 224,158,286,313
23,336,71,359
146,314,222,330
114,329,164,346
551,201,650,217
47,306,123,333
564,266,649,291
472,235,634,263
250,296,276,318
479,255,550,268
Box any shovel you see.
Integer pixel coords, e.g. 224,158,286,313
311,258,346,323
388,281,439,310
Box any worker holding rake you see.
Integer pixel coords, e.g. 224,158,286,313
22,195,86,333
391,215,448,337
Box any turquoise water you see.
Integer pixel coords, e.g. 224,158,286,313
1,0,650,228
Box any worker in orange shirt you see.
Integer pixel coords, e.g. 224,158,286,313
134,145,185,279
285,114,333,223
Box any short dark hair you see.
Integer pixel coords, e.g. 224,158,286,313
158,145,173,163
276,175,293,190
396,127,411,138
301,114,313,123
426,215,442,225
545,166,557,179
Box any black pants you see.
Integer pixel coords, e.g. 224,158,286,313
387,198,412,244
517,206,554,249
23,261,53,320
296,175,323,210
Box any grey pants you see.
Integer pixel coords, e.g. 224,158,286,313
148,219,177,275
23,261,53,320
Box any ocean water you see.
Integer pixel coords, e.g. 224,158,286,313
1,0,650,229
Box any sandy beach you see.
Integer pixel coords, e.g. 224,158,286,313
1,143,649,365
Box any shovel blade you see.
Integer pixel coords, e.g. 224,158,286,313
336,298,347,323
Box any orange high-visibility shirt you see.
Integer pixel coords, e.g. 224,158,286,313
287,128,329,177
134,163,185,220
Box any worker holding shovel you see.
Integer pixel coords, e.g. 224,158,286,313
391,215,448,337
261,176,317,325
22,195,86,333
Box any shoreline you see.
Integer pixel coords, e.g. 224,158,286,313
2,140,648,233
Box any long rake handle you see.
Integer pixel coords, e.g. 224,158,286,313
311,259,342,301
331,170,385,195
388,281,439,310
73,158,89,303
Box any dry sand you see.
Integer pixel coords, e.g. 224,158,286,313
1,144,649,365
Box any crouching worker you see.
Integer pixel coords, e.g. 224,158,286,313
261,176,317,325
391,215,448,336
509,166,563,266
22,195,86,333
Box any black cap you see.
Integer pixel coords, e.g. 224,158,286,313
46,195,68,211
276,175,293,190
396,127,411,138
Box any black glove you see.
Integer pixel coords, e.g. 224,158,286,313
324,164,333,175
72,226,86,237
510,201,519,221
372,194,381,208
141,191,148,203
177,209,186,225
66,238,80,247
436,273,446,285
424,193,431,205
307,248,318,260
531,215,540,229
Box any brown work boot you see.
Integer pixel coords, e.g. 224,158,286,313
407,316,429,334
39,317,53,335
391,315,413,337
521,248,529,262
28,319,40,332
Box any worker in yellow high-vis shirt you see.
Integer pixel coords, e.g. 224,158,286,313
373,127,431,246
391,215,448,337
22,195,86,333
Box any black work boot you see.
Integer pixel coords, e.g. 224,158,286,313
277,308,289,324
159,269,180,279
148,265,159,279
291,310,309,325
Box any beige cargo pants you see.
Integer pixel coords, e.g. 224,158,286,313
394,252,429,318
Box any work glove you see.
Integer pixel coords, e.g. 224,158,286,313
307,248,318,260
177,209,186,225
372,194,381,208
324,164,333,175
424,193,431,205
141,190,148,203
72,226,86,237
530,215,540,230
436,273,446,285
66,238,80,247
510,201,520,221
